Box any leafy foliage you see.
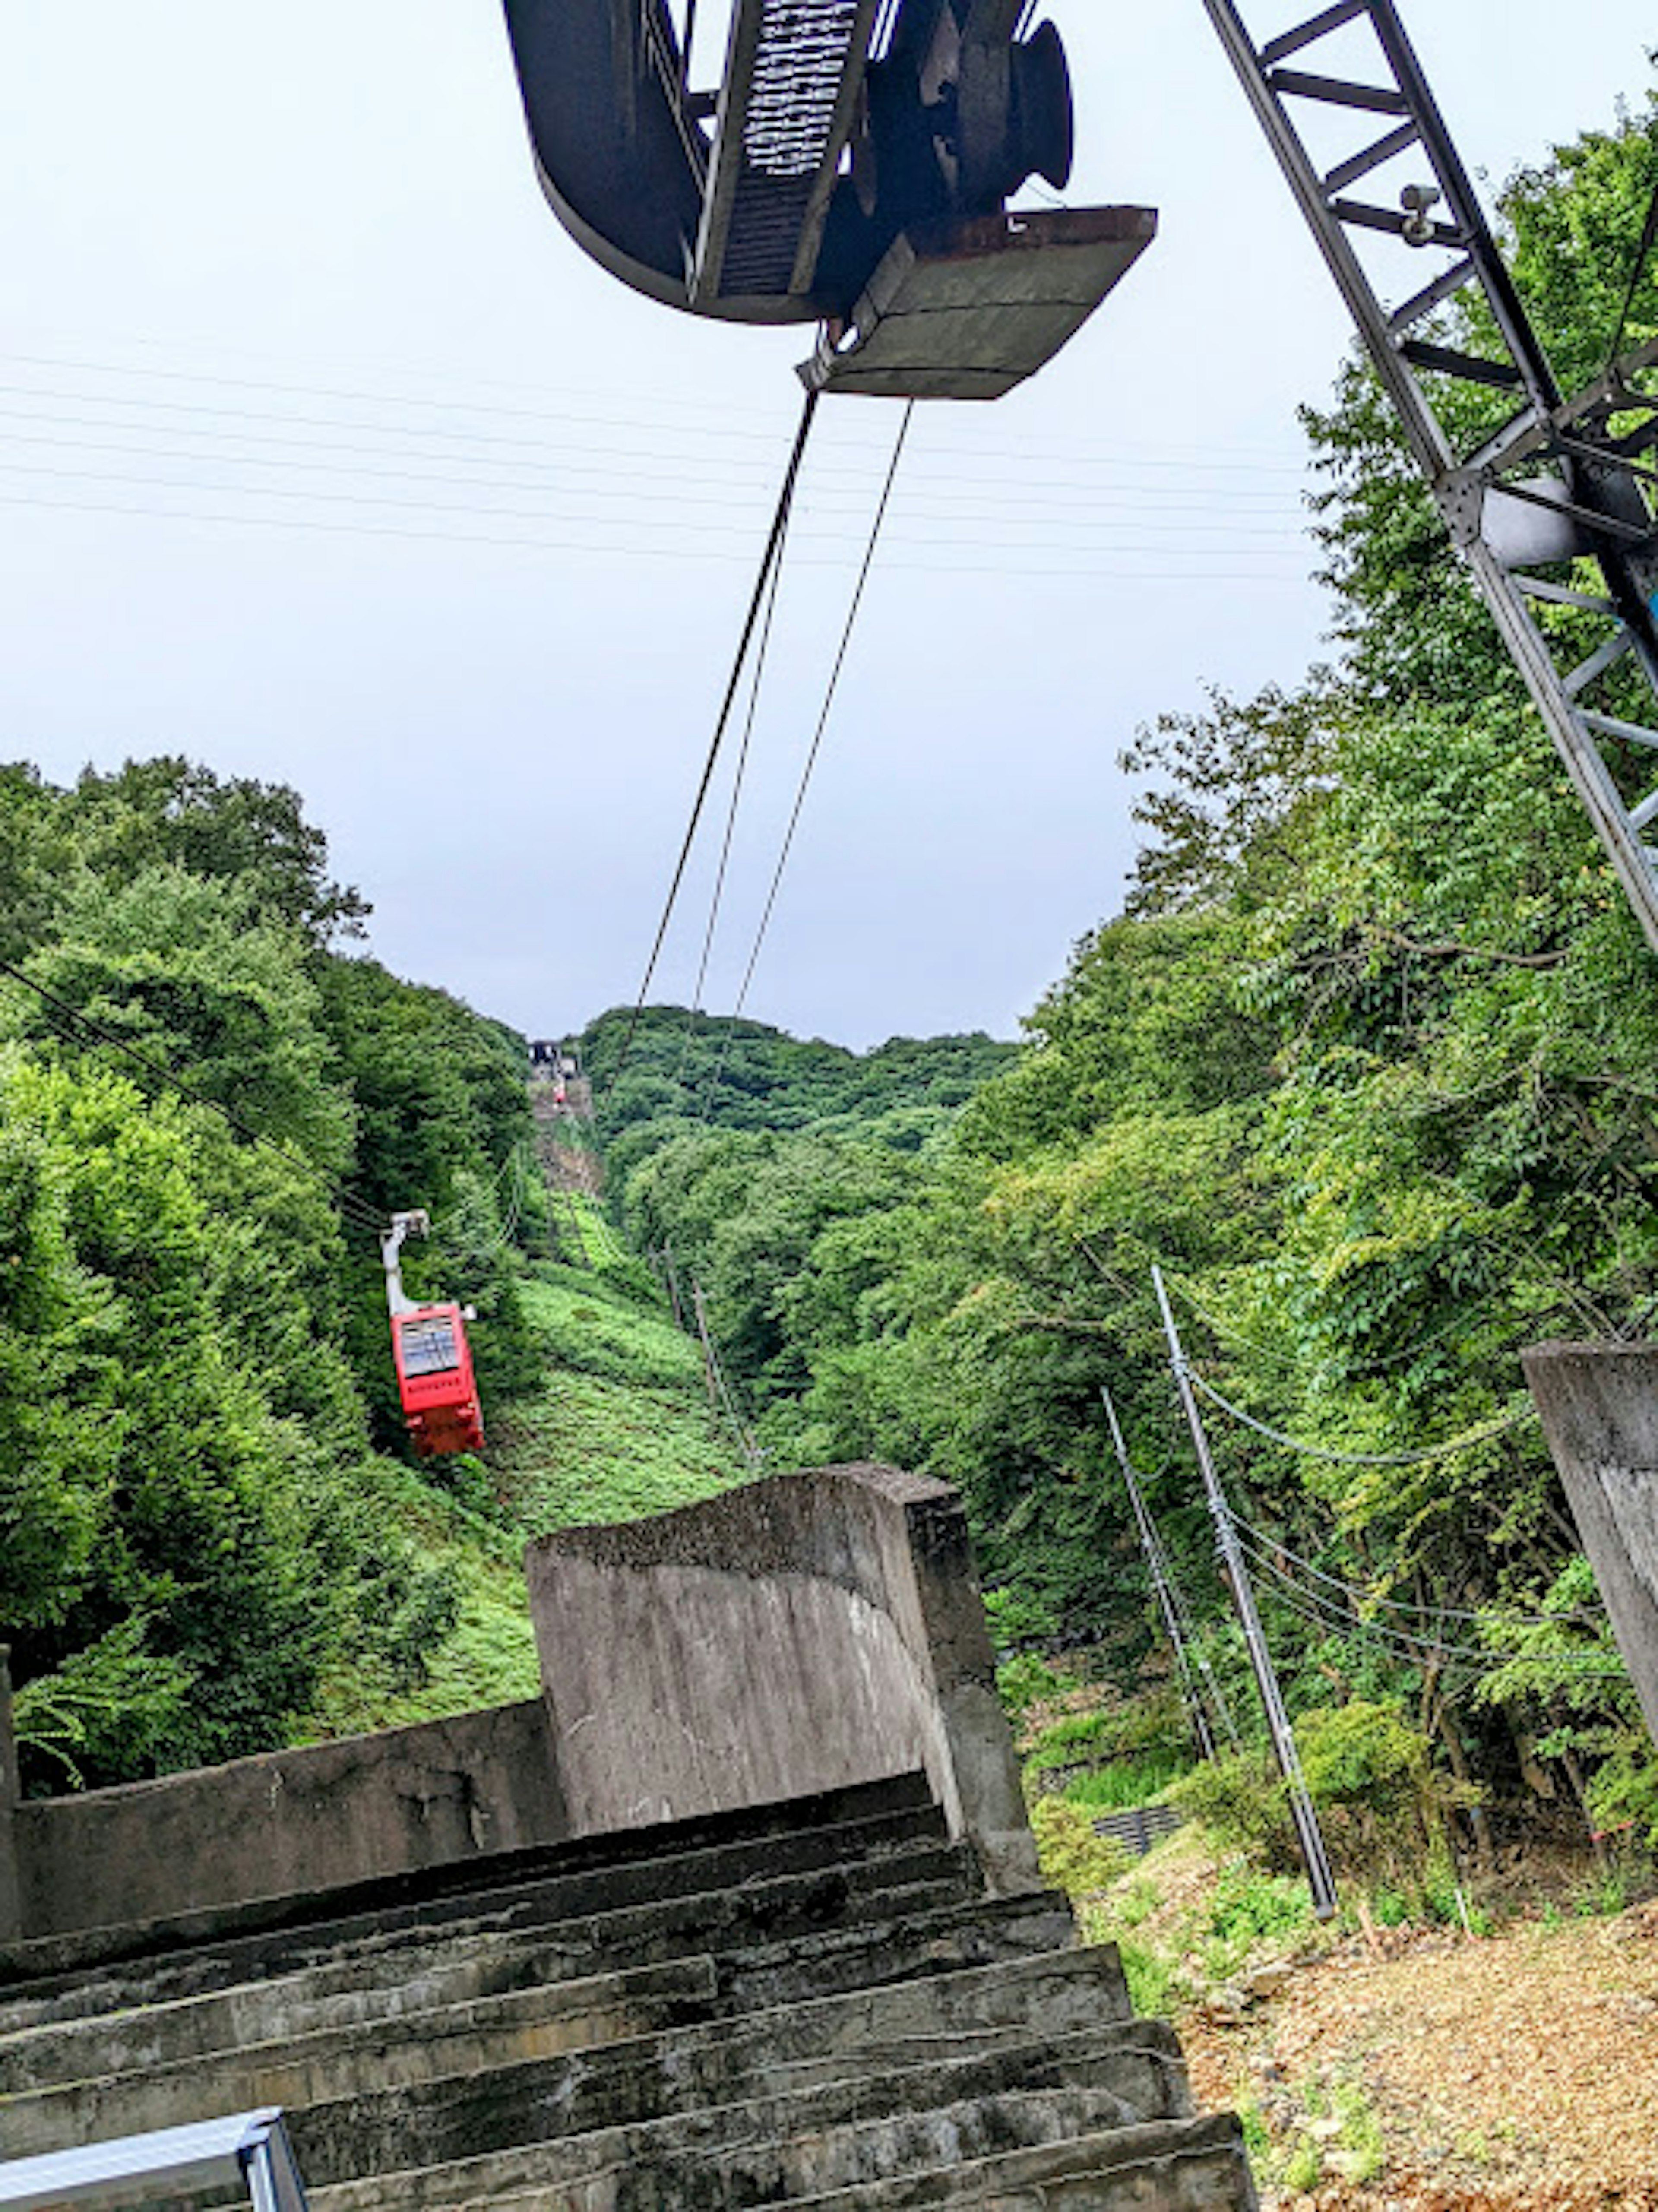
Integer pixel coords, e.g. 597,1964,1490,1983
585,91,1658,1844
0,757,536,1788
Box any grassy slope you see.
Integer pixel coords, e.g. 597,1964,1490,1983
307,1201,750,1738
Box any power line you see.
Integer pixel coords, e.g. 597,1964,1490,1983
1606,157,1658,369
1221,1498,1608,1632
604,389,820,1101
701,401,914,1114
1188,1366,1538,1466
1233,1528,1627,1677
1161,1264,1525,1382
0,348,1312,474
0,483,1310,584
0,957,389,1237
0,402,1311,515
0,449,1310,553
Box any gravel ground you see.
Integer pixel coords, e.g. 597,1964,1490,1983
1183,1901,1658,2209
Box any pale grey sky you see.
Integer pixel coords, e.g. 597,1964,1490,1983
0,5,1652,1046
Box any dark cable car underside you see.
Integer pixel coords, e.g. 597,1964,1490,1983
500,0,1155,399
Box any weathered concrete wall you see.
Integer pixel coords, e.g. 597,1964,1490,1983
527,1463,1041,1895
1524,1342,1658,1747
13,1699,566,1940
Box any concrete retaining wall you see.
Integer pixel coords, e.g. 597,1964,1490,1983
1524,1340,1658,1747
526,1462,1041,1895
2,1462,1039,1939
9,1699,566,1941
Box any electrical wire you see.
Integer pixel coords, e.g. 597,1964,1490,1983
1220,1498,1606,1631
701,401,914,1114
1223,1503,1604,1632
0,348,1311,473
0,956,390,1237
602,389,819,1101
1232,1529,1627,1677
0,404,1311,518
0,440,1314,545
1188,1366,1538,1466
1161,1265,1524,1383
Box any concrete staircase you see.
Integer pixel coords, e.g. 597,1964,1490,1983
0,1773,1255,2208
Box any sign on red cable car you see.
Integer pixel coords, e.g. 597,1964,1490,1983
380,1209,486,1458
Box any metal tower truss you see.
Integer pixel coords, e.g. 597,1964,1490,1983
1205,0,1658,956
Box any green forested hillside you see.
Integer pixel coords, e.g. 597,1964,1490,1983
0,758,556,1788
7,86,1657,1866
592,94,1658,1842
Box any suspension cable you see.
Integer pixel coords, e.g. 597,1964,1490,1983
675,522,788,1085
701,400,914,1116
604,389,820,1100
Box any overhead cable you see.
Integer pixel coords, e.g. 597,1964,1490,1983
0,485,1308,582
0,405,1310,516
677,529,788,1084
1188,1366,1538,1466
0,957,389,1237
1606,156,1658,369
603,390,820,1100
0,348,1310,472
1220,1498,1607,1631
702,401,914,1113
1233,1529,1627,1677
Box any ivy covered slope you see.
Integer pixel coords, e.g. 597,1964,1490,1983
0,756,557,1792
596,92,1658,1842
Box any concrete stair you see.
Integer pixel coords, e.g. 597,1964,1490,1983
0,1773,1255,2207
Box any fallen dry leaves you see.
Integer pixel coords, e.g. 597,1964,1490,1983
1184,1902,1658,2210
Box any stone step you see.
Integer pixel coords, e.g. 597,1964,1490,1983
0,1786,946,2031
779,2113,1258,2209
0,1953,718,2109
0,1858,998,2159
713,1889,1075,2015
0,1825,967,2056
308,2022,1196,2206
43,1948,1127,2177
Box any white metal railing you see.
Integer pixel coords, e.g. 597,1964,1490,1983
0,2111,308,2212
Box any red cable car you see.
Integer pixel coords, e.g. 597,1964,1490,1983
381,1209,486,1458
390,1301,485,1457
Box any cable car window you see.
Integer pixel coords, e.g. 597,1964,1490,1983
400,1315,461,1376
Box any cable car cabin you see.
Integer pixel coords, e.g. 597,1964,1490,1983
500,0,1155,399
391,1303,485,1457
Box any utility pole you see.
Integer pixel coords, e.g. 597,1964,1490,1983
660,1242,687,1331
1101,1386,1221,1762
1152,1267,1338,1919
690,1277,720,1412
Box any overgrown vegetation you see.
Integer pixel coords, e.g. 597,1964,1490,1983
9,84,1658,1934
583,88,1658,1871
0,758,544,1787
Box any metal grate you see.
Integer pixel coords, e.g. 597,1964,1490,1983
698,0,873,300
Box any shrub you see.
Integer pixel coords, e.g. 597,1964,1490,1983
1029,1794,1129,1897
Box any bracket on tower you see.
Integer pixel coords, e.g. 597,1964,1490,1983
1204,0,1658,958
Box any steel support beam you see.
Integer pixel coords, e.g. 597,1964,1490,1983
1203,0,1658,959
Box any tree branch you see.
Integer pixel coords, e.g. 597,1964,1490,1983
1371,926,1566,971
